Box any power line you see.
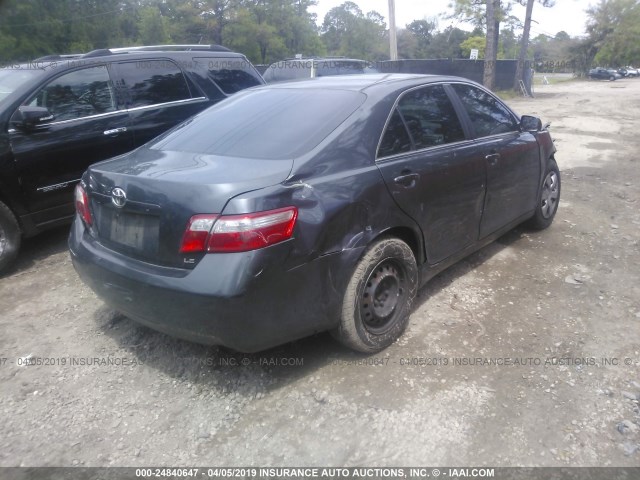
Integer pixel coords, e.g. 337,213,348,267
528,26,557,39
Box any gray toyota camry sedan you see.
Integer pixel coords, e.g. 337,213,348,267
69,74,560,353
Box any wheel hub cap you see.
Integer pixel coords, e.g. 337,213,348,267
361,262,404,332
540,171,559,218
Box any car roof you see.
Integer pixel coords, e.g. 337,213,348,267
24,48,248,72
260,73,476,92
266,58,374,69
275,57,371,63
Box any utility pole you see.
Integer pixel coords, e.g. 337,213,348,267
388,0,398,60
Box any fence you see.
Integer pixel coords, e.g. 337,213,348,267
256,58,535,95
376,59,534,94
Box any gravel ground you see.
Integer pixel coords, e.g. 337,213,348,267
1,78,639,467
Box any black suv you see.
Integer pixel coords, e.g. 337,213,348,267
0,44,264,271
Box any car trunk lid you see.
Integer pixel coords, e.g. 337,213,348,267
86,147,293,268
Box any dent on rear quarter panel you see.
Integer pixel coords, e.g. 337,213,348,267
285,98,423,266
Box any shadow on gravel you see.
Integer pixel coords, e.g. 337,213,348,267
94,227,531,393
0,225,70,279
413,227,527,311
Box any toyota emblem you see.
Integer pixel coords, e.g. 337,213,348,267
111,187,127,208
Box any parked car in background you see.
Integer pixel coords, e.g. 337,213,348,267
0,44,264,272
619,67,639,77
262,57,379,83
588,67,622,80
70,74,560,354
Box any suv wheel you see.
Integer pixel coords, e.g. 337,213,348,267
0,201,21,273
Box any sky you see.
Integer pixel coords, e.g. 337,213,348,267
309,0,593,39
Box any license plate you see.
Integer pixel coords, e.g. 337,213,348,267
98,209,159,253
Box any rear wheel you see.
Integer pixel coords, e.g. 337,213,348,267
609,75,616,81
332,237,418,353
0,201,21,273
526,158,561,230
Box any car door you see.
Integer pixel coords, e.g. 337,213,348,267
376,84,486,265
112,59,209,146
9,64,133,221
450,83,540,238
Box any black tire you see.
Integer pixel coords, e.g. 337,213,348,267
0,200,21,273
609,75,616,81
332,237,418,353
526,158,561,230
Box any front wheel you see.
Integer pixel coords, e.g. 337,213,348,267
332,237,418,353
525,158,561,230
0,201,21,273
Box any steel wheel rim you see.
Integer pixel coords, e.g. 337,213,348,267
360,259,407,334
540,171,559,219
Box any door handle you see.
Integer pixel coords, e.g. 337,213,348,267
104,127,127,136
393,172,420,188
485,152,500,166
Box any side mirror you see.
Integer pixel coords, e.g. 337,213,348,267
520,115,542,132
12,106,54,130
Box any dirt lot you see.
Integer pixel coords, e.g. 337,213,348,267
1,78,639,468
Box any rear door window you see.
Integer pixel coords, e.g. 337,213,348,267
397,84,465,149
114,60,191,108
378,110,412,158
377,84,467,159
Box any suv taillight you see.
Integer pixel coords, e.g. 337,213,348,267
180,207,297,254
74,184,92,226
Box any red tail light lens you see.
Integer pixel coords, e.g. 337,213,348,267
179,207,297,254
179,215,218,253
208,207,298,253
74,184,92,226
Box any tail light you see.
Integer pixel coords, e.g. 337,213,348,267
74,184,92,226
180,207,297,254
179,215,218,253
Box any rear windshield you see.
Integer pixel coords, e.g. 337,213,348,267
151,88,366,159
0,69,43,103
195,57,263,94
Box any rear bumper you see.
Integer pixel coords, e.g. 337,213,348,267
69,218,361,352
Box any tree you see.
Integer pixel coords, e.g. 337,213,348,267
425,26,471,59
139,6,171,45
0,0,134,59
460,35,486,58
483,0,499,89
397,19,437,58
321,2,387,60
448,0,512,89
513,0,554,91
221,0,325,64
586,0,640,67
